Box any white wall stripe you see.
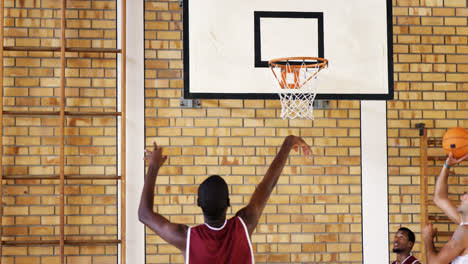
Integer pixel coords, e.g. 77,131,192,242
125,0,145,263
361,101,389,263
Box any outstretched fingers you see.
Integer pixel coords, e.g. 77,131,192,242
153,141,158,150
455,152,468,163
143,149,152,161
302,145,312,158
143,141,158,161
447,151,468,166
294,138,312,158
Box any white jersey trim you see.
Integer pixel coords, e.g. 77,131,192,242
398,255,421,264
238,216,255,264
185,227,191,264
204,219,228,231
400,255,411,264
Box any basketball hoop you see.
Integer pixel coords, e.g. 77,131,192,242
269,57,328,120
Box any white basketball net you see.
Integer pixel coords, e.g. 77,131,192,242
270,58,327,120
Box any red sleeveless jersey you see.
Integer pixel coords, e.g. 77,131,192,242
392,255,422,264
186,216,254,264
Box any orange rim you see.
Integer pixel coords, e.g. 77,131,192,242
269,57,328,89
269,57,328,69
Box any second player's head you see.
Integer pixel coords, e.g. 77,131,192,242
197,175,230,220
393,227,415,254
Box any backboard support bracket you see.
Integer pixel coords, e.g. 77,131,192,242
180,97,201,108
313,100,330,110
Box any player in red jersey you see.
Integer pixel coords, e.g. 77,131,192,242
138,135,312,263
392,227,422,264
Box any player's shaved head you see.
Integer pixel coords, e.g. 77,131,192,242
197,175,230,220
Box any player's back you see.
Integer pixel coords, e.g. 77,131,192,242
186,216,254,264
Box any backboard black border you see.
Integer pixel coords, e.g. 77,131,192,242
183,0,394,100
254,11,324,68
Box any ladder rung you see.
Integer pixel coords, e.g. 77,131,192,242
66,111,121,117
65,239,121,245
2,175,121,180
2,239,121,246
3,111,121,117
428,215,451,222
428,201,460,207
427,139,442,147
3,46,121,53
66,175,121,180
3,175,59,180
3,47,60,52
428,156,446,161
2,240,59,246
65,47,122,53
436,231,453,237
3,111,60,116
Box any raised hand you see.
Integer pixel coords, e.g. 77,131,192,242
144,141,168,168
288,135,313,158
446,152,468,167
422,223,437,241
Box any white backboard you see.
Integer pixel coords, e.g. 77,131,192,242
183,0,393,100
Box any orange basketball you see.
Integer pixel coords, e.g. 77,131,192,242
442,127,468,158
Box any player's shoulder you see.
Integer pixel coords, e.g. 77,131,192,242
406,255,422,264
230,215,244,227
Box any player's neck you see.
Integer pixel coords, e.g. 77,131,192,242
396,252,411,263
204,216,226,228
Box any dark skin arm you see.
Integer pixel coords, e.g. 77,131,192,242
236,135,312,236
433,152,468,224
423,223,468,264
138,142,188,252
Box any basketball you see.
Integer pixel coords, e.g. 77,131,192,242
442,127,468,158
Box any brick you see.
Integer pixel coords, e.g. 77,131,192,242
445,17,467,25
409,7,432,15
434,64,457,72
447,73,468,82
398,17,421,25
420,0,444,6
447,55,468,63
421,17,444,25
446,36,467,44
398,35,421,44
457,8,468,16
14,257,40,264
422,73,446,81
410,45,433,53
433,7,456,16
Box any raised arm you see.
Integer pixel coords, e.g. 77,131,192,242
434,152,468,224
423,223,467,264
236,135,312,235
138,142,188,252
